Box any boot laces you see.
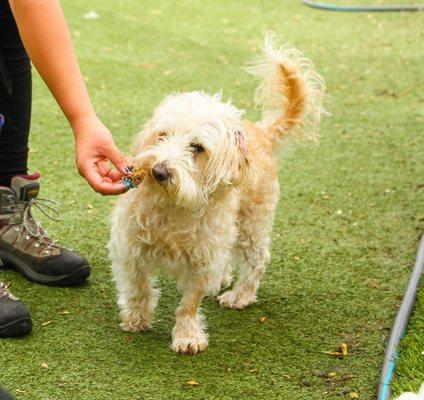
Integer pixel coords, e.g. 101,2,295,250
13,197,63,251
0,281,9,297
0,281,18,300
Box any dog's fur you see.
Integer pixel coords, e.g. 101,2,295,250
109,34,326,354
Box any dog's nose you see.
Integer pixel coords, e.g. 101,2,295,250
152,163,170,182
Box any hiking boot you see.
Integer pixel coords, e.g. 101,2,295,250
0,173,90,286
0,281,32,337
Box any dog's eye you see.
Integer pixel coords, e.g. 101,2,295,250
156,132,167,143
191,143,205,153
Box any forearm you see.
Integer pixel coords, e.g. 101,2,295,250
9,0,95,127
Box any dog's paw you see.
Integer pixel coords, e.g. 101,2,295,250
172,334,208,355
120,316,151,333
217,289,256,310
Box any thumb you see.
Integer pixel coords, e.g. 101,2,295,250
106,143,130,175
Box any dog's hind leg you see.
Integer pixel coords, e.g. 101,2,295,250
220,263,234,290
218,180,279,309
112,258,159,332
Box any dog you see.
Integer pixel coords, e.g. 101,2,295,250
109,33,326,354
396,385,424,400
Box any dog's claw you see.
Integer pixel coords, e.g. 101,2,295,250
217,289,256,310
172,337,208,355
120,317,151,332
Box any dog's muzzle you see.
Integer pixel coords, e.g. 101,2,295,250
152,162,170,182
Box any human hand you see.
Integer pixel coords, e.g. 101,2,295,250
72,113,130,195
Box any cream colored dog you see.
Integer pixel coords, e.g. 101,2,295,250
109,34,326,354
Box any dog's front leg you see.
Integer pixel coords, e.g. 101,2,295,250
112,259,159,333
172,283,208,355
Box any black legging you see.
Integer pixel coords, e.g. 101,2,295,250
0,0,31,187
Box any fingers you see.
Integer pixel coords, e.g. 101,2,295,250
83,165,128,195
97,160,123,182
106,143,130,175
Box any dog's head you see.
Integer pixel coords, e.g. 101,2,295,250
131,91,254,209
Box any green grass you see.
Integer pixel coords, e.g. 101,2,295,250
1,0,423,399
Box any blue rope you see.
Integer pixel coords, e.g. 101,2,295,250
302,0,424,12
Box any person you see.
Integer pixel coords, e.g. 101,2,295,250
0,0,130,337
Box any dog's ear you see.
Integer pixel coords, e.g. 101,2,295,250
231,128,257,186
235,129,249,158
131,121,157,157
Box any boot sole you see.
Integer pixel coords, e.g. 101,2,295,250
0,249,90,286
0,317,32,337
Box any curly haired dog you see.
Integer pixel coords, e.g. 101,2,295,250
109,34,326,354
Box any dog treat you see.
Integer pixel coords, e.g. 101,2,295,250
122,167,146,189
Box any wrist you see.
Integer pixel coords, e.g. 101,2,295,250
69,109,99,138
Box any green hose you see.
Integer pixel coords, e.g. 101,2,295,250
302,0,424,12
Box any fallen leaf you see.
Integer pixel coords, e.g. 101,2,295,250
186,380,199,386
41,362,49,369
328,372,337,378
260,316,267,323
349,392,359,399
341,343,348,356
368,280,381,290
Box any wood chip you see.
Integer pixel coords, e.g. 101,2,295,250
58,310,69,316
41,320,52,327
186,380,199,386
323,351,343,357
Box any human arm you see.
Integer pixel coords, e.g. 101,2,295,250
8,0,128,195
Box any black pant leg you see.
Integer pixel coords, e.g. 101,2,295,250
0,0,32,187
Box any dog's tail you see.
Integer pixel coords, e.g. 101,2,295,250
245,33,327,144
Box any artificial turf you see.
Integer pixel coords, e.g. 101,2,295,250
1,0,423,399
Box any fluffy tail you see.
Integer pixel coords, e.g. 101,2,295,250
245,33,327,143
